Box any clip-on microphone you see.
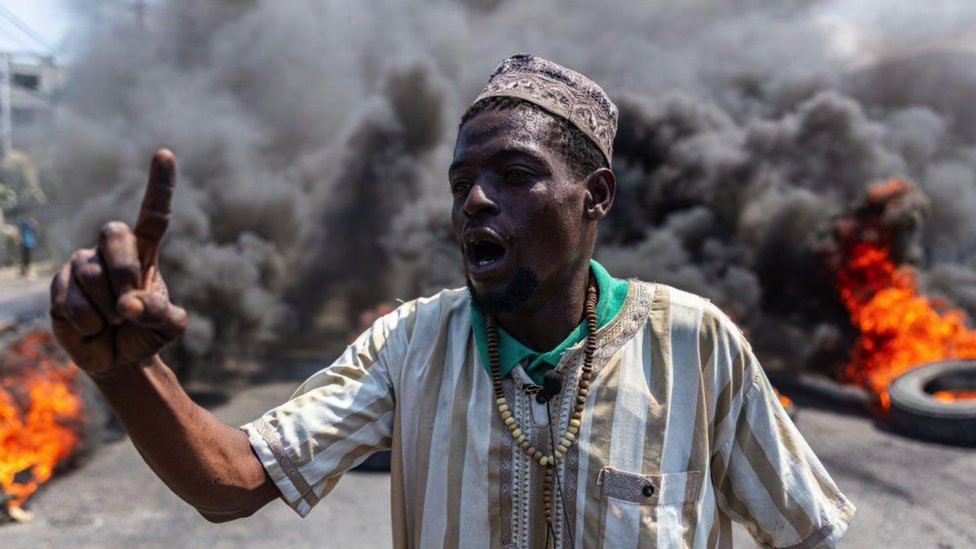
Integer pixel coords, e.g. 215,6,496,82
537,369,563,403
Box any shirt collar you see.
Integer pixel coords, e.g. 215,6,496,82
470,259,629,384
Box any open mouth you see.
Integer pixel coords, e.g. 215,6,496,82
467,240,506,267
463,228,510,277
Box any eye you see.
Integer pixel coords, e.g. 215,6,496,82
450,179,472,195
503,166,534,181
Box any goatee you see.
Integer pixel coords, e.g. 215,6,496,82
468,267,540,317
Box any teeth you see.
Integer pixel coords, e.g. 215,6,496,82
466,237,504,269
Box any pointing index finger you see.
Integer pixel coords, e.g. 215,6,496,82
135,149,176,279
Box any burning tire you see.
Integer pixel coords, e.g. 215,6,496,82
888,360,976,445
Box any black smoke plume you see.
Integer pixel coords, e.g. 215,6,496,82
49,0,976,377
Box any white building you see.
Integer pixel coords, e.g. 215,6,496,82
1,54,64,156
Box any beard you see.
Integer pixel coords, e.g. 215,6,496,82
468,267,540,317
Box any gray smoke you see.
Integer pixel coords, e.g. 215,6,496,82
48,0,976,377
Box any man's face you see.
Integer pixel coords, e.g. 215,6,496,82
450,107,589,315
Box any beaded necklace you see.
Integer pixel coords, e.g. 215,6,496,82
487,272,597,533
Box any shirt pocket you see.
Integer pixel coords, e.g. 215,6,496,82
598,466,703,506
596,466,704,546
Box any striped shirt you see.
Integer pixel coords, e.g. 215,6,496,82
242,281,855,548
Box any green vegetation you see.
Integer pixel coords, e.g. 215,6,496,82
0,150,48,266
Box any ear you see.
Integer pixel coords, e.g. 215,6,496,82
584,168,615,221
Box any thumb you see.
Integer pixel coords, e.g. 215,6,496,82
117,290,188,337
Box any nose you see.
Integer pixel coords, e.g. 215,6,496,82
462,181,500,218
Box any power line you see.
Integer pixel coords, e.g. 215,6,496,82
0,18,38,52
0,4,58,52
0,4,60,57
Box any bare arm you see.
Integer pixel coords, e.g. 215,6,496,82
50,150,278,521
91,355,278,522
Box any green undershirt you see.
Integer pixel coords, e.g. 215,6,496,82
471,259,629,385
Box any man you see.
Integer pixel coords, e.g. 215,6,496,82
50,54,854,548
17,210,38,278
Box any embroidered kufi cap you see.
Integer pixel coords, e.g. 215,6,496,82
464,53,618,165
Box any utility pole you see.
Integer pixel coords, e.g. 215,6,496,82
0,52,11,161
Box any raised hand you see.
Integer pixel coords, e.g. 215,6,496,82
50,149,187,374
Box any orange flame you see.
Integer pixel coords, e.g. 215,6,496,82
0,330,84,511
774,389,793,409
931,389,976,403
834,181,976,408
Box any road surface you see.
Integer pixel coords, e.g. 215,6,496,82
0,367,973,547
1,273,974,547
0,264,51,333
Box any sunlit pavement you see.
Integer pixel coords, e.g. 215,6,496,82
0,379,393,549
776,393,976,548
0,272,974,548
0,373,970,548
0,263,53,332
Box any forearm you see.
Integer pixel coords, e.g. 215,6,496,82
90,355,277,520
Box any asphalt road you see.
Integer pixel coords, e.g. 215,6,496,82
0,379,394,549
1,275,974,547
0,369,973,548
0,266,51,332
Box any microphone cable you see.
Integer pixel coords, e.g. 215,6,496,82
546,399,576,549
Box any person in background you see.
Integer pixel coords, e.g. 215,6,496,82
16,210,38,279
